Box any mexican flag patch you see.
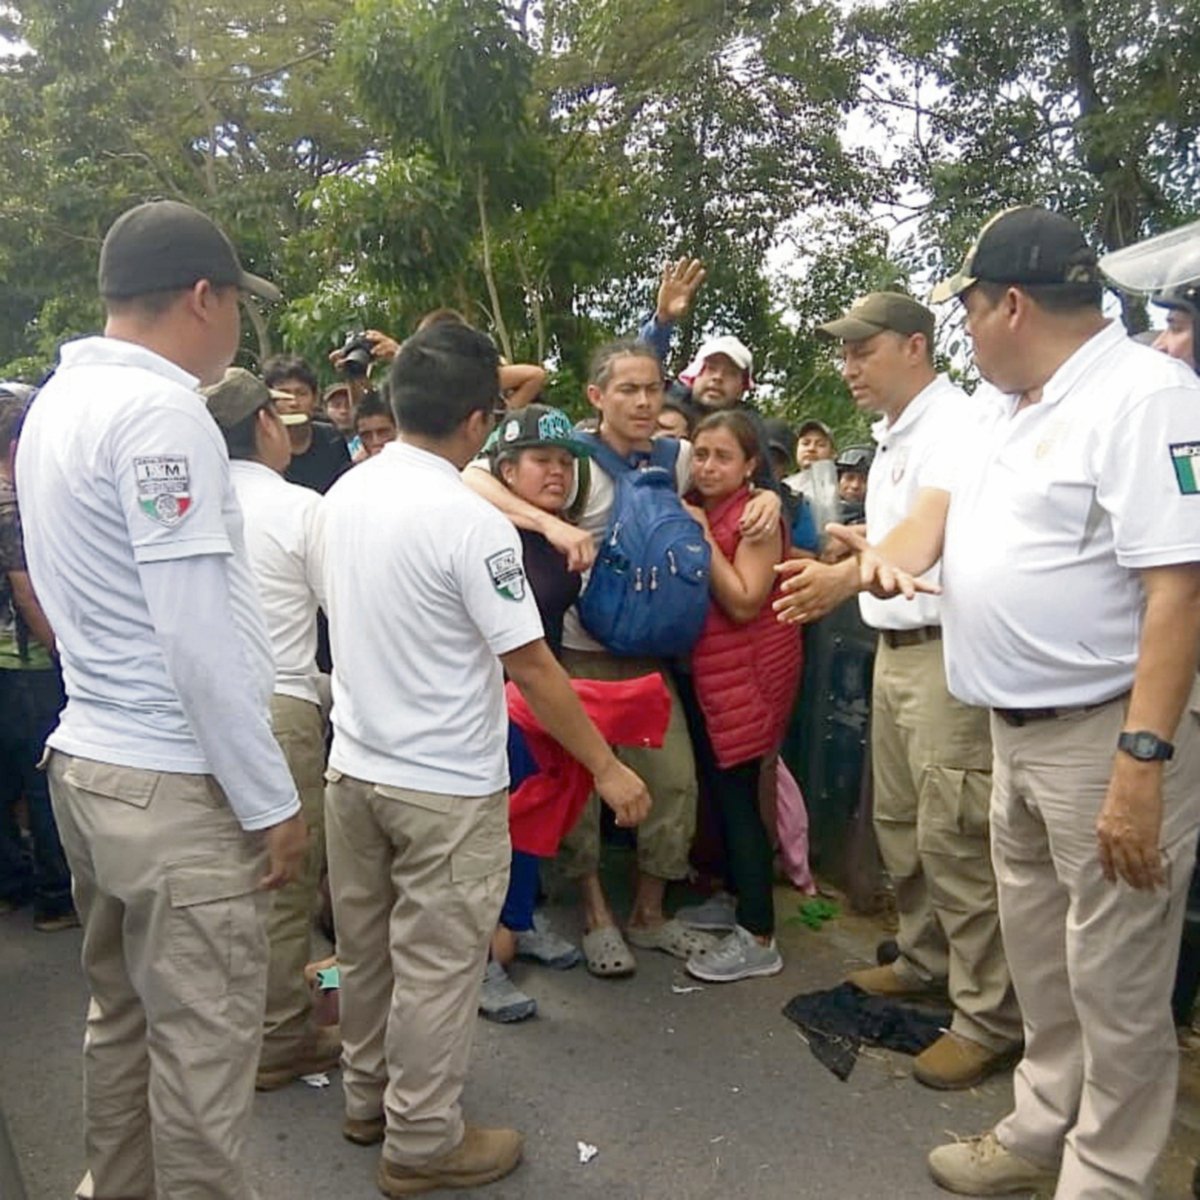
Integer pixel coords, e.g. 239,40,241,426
134,455,192,526
1170,443,1200,495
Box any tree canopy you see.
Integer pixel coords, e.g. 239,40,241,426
1,0,1197,438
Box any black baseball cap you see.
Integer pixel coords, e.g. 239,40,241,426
930,206,1099,303
99,200,281,302
760,417,796,460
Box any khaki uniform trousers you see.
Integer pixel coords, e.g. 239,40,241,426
260,694,326,1067
871,636,1020,1050
556,649,697,881
992,693,1200,1198
47,752,269,1200
324,771,509,1164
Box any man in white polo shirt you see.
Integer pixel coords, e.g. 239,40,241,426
779,207,1200,1198
15,201,307,1200
318,321,650,1197
792,291,1021,1091
202,368,342,1091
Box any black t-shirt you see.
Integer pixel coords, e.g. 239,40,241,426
285,420,352,494
519,529,581,659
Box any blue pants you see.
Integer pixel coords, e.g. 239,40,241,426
500,724,542,932
0,668,72,918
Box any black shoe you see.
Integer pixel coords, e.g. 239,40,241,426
876,938,900,966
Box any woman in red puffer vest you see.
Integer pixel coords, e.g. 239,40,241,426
682,410,803,984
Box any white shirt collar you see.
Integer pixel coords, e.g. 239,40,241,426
389,438,462,480
871,374,953,445
990,319,1125,415
230,459,282,483
58,335,201,392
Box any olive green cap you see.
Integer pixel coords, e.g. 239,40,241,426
816,291,935,343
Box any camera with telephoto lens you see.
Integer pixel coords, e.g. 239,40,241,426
339,332,374,377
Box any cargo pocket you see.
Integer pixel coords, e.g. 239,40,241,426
63,759,158,809
165,857,264,1005
451,795,511,884
918,764,993,856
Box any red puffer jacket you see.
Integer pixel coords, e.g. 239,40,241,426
691,486,802,769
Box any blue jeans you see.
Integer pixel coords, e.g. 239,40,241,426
0,668,72,917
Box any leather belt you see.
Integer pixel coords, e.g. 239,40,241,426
994,693,1128,728
880,626,942,649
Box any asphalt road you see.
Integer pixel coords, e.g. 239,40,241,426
2,869,1197,1200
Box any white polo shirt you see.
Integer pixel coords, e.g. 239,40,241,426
230,460,324,707
319,439,544,795
931,321,1200,708
16,336,296,830
859,374,970,631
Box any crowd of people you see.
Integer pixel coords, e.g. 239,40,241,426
2,195,1200,1200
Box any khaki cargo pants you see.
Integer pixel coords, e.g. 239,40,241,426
992,692,1200,1198
47,751,269,1200
260,694,326,1068
325,771,509,1164
871,636,1020,1051
556,650,697,881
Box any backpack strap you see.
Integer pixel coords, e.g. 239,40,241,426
575,430,680,482
649,436,681,475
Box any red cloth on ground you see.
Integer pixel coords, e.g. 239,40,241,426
505,674,671,856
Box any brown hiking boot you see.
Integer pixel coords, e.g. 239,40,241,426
846,962,940,998
914,1031,1022,1091
255,1025,342,1091
376,1125,523,1196
343,1115,386,1146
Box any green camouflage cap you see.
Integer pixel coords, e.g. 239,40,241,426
816,292,935,343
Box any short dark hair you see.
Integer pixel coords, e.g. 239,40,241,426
355,391,394,427
262,354,318,394
388,323,499,438
416,307,470,332
975,279,1103,315
589,338,663,389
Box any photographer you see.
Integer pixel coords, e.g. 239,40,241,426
263,354,351,494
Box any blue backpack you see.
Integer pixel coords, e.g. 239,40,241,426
575,433,712,657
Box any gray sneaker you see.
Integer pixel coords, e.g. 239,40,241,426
513,914,583,969
685,926,783,983
674,892,737,932
479,962,537,1023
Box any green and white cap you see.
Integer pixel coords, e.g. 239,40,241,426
491,404,591,458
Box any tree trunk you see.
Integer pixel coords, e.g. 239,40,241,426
476,169,514,361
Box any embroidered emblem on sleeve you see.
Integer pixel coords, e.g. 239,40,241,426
1170,442,1200,495
134,455,192,526
486,549,526,601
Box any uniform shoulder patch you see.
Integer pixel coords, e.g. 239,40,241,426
486,548,526,601
1170,442,1200,496
134,455,192,526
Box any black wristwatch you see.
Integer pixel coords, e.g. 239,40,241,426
1117,730,1175,762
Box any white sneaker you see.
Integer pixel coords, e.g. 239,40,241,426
513,914,582,969
478,962,537,1023
684,925,783,983
674,891,737,932
928,1131,1058,1195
